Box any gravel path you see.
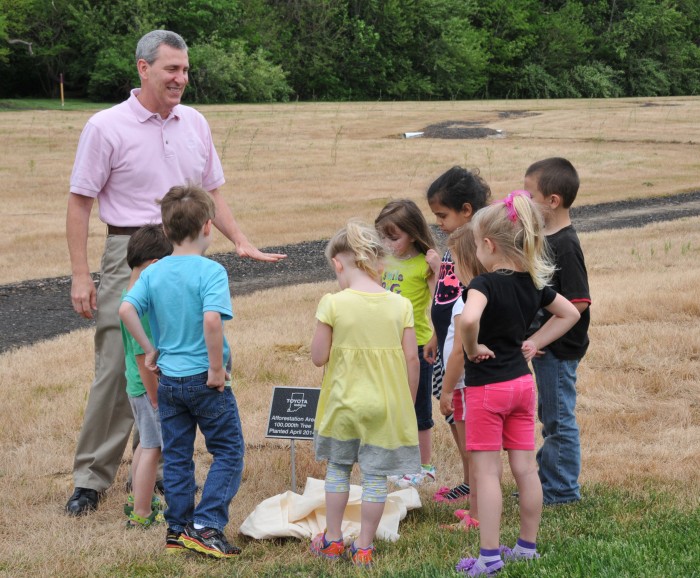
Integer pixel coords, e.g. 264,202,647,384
2,191,699,353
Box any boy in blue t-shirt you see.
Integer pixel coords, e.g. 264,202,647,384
120,225,173,528
525,157,591,505
120,184,243,558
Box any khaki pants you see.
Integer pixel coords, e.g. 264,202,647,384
72,235,134,491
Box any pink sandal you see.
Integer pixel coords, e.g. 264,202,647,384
434,483,471,503
440,509,480,531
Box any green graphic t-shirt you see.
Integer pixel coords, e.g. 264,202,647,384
381,254,433,346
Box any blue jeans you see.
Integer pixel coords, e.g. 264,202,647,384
533,351,581,504
158,372,244,532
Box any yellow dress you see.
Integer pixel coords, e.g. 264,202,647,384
313,289,421,476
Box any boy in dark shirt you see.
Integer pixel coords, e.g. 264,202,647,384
525,158,591,505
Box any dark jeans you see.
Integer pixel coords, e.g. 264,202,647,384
415,345,434,430
159,371,244,532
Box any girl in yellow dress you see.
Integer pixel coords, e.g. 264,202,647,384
309,220,420,567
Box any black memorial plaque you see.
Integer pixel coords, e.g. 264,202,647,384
266,386,320,440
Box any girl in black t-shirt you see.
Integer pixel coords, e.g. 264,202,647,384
451,191,580,576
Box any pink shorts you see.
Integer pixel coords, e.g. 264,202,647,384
452,388,467,422
465,375,536,451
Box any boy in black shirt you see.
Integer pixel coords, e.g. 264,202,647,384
524,158,591,505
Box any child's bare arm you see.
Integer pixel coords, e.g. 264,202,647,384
401,327,420,402
310,321,332,367
424,271,438,363
203,311,225,392
425,249,441,276
440,316,465,416
423,333,437,364
460,289,494,363
119,302,154,353
136,354,159,408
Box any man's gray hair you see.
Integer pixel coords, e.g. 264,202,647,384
135,30,187,65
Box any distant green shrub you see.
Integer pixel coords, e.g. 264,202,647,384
188,40,290,103
569,62,624,98
87,46,138,102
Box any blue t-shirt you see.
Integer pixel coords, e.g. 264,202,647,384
124,254,232,377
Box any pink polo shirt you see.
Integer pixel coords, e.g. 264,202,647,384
70,89,225,227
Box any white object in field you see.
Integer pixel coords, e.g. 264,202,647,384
403,132,424,139
240,477,421,541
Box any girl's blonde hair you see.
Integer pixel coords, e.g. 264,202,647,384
471,191,555,289
325,219,385,280
374,199,436,256
448,223,486,284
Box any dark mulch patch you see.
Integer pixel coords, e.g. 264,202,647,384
422,120,502,139
2,191,700,353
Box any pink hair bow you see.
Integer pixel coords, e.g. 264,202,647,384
498,189,531,222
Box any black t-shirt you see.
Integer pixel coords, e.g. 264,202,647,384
430,249,464,354
464,271,556,387
540,226,590,360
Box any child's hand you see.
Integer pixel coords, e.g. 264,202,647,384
521,340,543,362
467,344,494,363
439,393,454,416
425,249,441,275
207,367,226,392
145,350,160,373
423,335,437,364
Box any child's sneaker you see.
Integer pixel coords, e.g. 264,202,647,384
178,524,241,559
398,465,437,488
165,528,185,554
309,532,345,559
421,464,437,482
397,472,423,488
346,542,374,568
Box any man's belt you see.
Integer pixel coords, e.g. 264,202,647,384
107,225,142,236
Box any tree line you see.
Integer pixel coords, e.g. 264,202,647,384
1,0,699,103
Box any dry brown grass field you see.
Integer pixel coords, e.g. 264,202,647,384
0,99,698,576
1,97,700,284
0,216,699,576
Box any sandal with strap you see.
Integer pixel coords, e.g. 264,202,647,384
125,508,163,529
434,484,471,503
501,545,540,561
309,532,345,559
440,509,480,531
346,542,374,568
456,557,505,576
123,493,162,516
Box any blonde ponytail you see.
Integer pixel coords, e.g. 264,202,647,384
325,219,385,280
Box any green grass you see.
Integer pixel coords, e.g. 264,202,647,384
96,484,699,577
0,98,108,112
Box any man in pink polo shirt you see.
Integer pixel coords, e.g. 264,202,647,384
65,30,285,516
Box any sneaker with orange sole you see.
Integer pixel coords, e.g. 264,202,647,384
346,542,374,567
309,532,345,560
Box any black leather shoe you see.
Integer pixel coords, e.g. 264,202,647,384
65,487,100,516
